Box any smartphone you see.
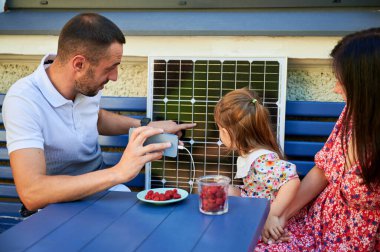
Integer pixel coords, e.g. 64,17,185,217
129,128,178,158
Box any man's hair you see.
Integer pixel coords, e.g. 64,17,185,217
57,13,125,64
214,88,283,157
331,27,380,189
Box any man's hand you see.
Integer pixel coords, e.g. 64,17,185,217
115,126,171,182
148,120,196,138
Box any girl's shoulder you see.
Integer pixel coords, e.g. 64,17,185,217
236,149,282,178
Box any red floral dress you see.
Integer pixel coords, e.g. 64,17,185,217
255,107,380,252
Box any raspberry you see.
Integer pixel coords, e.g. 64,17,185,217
173,193,181,199
200,185,227,212
144,189,183,201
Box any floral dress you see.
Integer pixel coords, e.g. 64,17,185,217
235,149,298,202
255,107,380,252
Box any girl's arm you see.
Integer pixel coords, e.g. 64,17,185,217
269,178,300,217
283,166,328,220
261,178,300,241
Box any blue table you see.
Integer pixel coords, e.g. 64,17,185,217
0,191,269,252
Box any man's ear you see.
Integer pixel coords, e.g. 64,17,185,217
72,55,86,72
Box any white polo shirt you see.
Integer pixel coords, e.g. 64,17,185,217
3,54,104,175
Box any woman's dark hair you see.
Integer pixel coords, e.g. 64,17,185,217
331,27,380,189
214,88,283,158
57,13,125,64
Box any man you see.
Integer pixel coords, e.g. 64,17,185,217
2,13,195,213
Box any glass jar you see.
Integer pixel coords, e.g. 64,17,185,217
197,175,231,215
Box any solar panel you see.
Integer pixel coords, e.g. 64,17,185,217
146,57,287,191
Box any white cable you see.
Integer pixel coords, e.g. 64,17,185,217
178,145,196,193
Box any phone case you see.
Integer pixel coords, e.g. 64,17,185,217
129,128,178,158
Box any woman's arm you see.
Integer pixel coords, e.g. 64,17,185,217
283,166,328,220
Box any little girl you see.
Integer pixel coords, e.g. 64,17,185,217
214,88,300,243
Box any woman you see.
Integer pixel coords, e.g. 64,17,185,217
255,27,380,251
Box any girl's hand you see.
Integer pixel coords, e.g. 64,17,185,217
262,215,284,242
262,214,291,244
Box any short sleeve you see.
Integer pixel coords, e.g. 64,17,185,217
3,94,44,153
253,153,298,192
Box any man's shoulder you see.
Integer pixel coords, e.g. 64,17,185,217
5,73,42,102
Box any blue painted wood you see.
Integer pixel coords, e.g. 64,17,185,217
0,130,5,141
98,134,129,148
284,101,344,177
26,192,138,252
286,101,345,117
81,192,178,252
285,121,336,136
0,185,18,198
289,160,315,177
100,96,146,112
0,191,108,251
0,148,9,161
101,152,122,167
0,202,22,216
0,202,23,233
2,192,267,252
0,10,379,36
284,141,325,157
0,166,13,180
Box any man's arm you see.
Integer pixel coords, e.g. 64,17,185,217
97,109,196,136
11,127,171,211
97,109,140,135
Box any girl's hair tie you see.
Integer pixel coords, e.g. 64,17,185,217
252,98,257,104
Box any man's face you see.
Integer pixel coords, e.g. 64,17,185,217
75,42,123,97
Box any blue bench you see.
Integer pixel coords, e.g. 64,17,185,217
0,94,147,233
0,94,344,233
284,101,345,177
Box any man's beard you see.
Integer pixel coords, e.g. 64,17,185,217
75,67,106,97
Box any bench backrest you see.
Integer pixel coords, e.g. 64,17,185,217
284,101,345,177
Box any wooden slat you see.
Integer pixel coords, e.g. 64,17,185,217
0,130,6,142
0,166,13,180
0,94,5,105
0,148,9,161
100,96,147,112
0,185,18,199
0,202,22,216
286,101,345,117
289,160,315,177
102,152,122,167
285,120,335,137
284,141,324,157
98,135,129,148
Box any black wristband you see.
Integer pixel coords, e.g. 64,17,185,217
140,117,151,126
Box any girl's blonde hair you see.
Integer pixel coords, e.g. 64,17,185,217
214,88,283,158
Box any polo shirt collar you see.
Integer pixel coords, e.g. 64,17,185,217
35,54,72,108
